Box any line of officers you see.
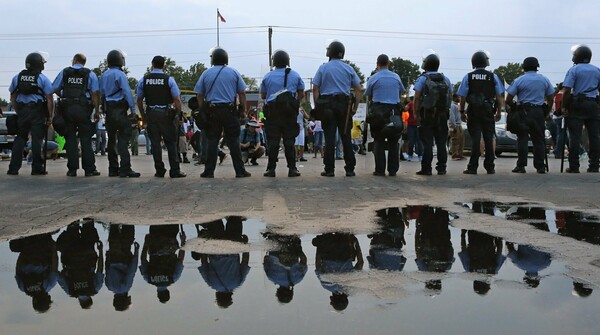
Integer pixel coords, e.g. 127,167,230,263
5,42,600,178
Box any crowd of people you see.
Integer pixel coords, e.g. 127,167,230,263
3,42,600,178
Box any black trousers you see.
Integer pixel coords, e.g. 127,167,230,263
63,103,96,173
515,107,546,170
567,99,600,170
320,98,355,173
264,112,299,171
146,109,180,174
419,119,449,173
9,104,46,173
105,101,132,174
467,112,496,171
204,106,246,175
372,131,400,175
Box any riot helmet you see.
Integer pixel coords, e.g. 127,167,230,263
522,57,540,71
326,40,345,60
107,50,126,67
25,52,47,72
210,47,228,66
471,50,490,68
272,50,290,68
421,49,440,71
571,44,592,64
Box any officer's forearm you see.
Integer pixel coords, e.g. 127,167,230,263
46,95,54,118
496,95,505,113
238,91,247,109
562,88,572,110
92,91,100,115
10,93,17,112
196,94,205,107
459,97,466,111
312,86,320,104
136,97,144,116
173,96,182,114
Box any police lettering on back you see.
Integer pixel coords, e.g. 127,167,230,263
145,78,165,86
471,73,489,80
20,75,36,82
67,77,84,85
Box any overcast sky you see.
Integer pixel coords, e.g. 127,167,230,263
2,0,600,101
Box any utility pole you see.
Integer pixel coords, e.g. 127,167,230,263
268,26,273,70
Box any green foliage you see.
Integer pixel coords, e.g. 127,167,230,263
389,57,421,90
493,62,524,85
0,97,8,106
128,77,138,90
342,60,365,85
242,75,259,91
453,82,461,94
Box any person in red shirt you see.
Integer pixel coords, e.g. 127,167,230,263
405,97,423,161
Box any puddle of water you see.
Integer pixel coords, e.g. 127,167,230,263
461,201,600,245
0,210,598,335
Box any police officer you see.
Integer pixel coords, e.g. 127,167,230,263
562,45,600,173
99,50,140,178
506,57,555,174
457,50,505,174
136,56,186,178
7,52,54,176
259,50,305,178
52,53,101,177
193,47,251,178
365,54,406,176
413,51,452,175
313,40,363,177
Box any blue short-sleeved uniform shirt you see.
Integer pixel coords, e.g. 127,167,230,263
457,68,505,97
413,71,453,94
313,59,360,96
99,67,136,112
9,72,54,104
365,69,405,104
198,254,251,293
260,68,305,103
507,71,555,105
135,69,181,101
563,63,600,98
194,65,246,103
52,64,99,98
263,255,308,287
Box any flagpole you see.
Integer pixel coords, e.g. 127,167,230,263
216,8,220,46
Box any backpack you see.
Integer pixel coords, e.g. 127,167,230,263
420,73,450,118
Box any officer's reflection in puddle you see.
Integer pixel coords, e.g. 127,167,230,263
505,242,551,288
140,224,185,304
262,232,307,304
555,210,600,245
192,217,250,308
10,232,59,313
573,282,594,298
459,229,506,295
105,224,139,311
412,206,455,292
367,208,407,272
56,220,104,309
313,233,364,311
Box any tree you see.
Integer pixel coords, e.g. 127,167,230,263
179,62,207,91
493,62,523,85
342,59,365,85
242,75,258,91
389,57,421,90
128,77,138,90
453,82,461,94
0,97,8,107
145,57,185,83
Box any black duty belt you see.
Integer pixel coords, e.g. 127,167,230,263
520,103,544,108
208,102,234,107
18,101,44,106
372,102,398,107
574,95,597,102
147,106,169,112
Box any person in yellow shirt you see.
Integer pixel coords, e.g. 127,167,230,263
351,120,366,155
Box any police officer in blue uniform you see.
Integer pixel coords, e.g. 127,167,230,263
136,56,186,178
506,57,555,174
260,50,305,177
52,53,101,177
99,50,140,178
365,54,406,176
561,45,600,173
194,47,251,178
413,51,452,175
457,50,505,174
7,52,54,176
313,40,363,177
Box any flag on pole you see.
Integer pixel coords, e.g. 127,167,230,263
217,10,226,23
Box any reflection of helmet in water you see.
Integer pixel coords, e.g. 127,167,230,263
522,57,540,72
107,49,126,67
113,293,132,311
25,52,46,72
32,292,52,313
326,40,345,59
272,50,290,68
421,49,440,71
216,291,234,308
571,45,592,64
157,288,170,303
524,273,540,288
471,50,490,68
473,280,491,295
330,293,349,311
572,282,593,298
210,47,229,66
276,286,294,304
425,280,442,291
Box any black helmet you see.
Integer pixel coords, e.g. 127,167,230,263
421,51,440,72
326,41,345,59
25,52,46,72
522,57,540,71
272,50,290,68
572,45,592,64
210,47,228,66
107,50,125,67
471,50,490,68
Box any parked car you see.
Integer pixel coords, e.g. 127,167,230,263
0,104,16,150
459,113,552,156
